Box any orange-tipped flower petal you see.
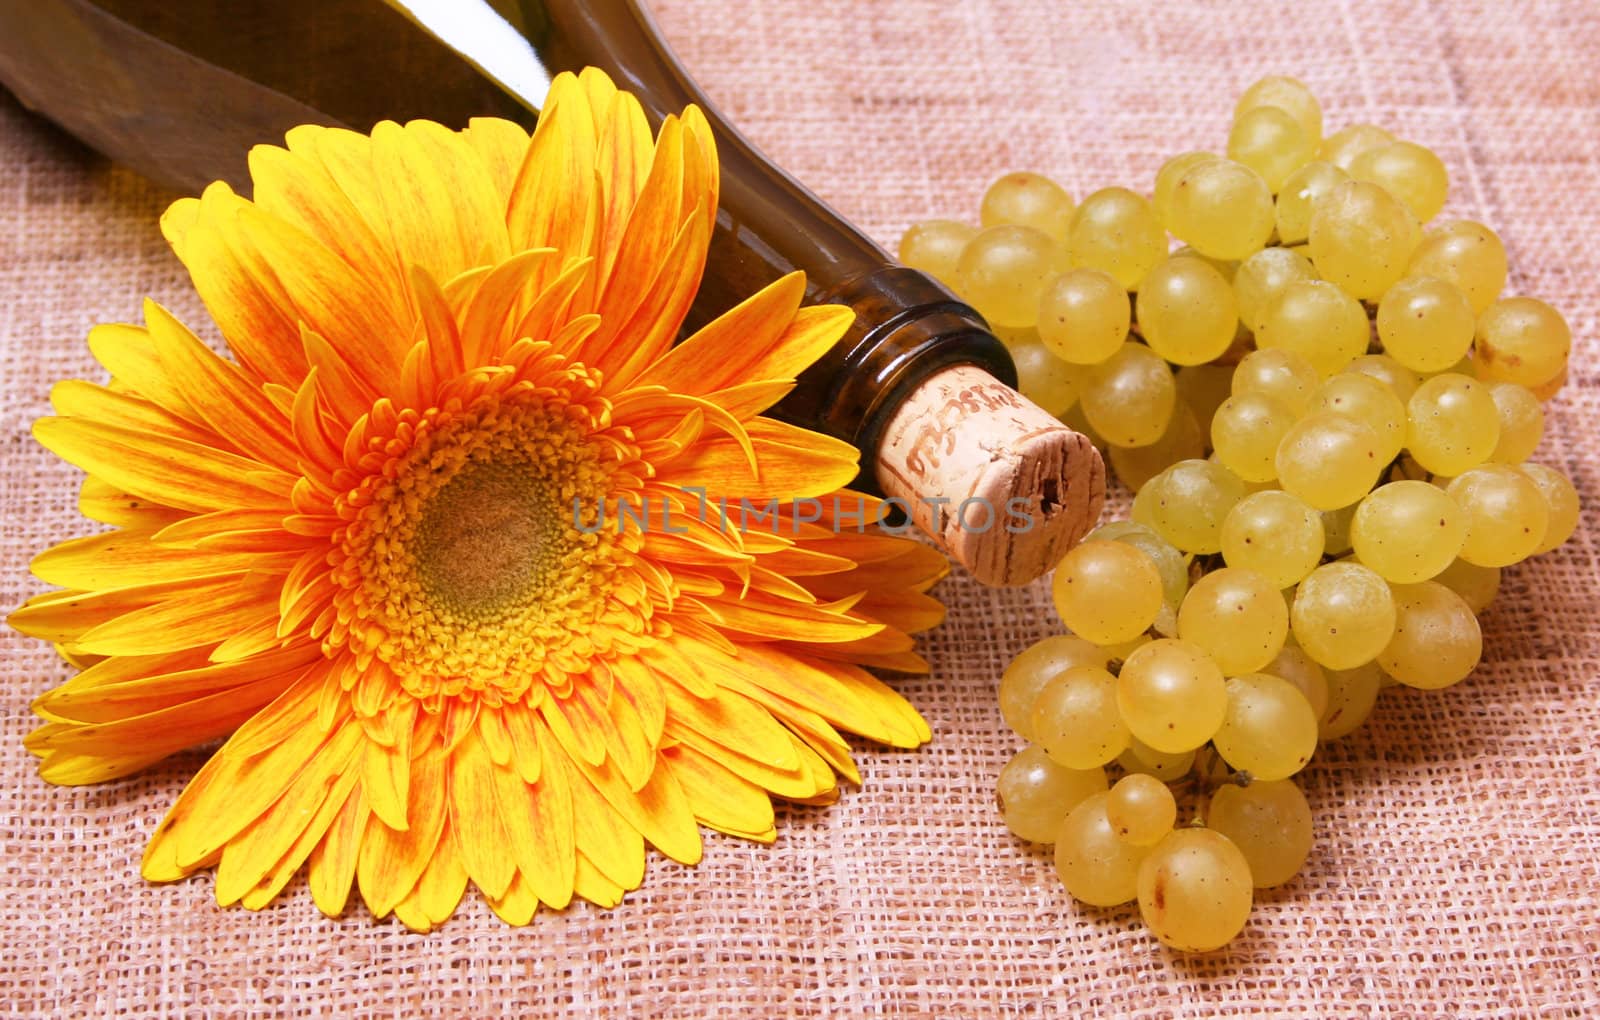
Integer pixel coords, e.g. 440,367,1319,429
9,68,946,931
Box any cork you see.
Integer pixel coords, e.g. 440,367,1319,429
874,364,1106,587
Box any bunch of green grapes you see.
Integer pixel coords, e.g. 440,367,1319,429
906,74,1582,953
994,528,1318,951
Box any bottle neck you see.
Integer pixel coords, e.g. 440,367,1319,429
0,0,1018,483
535,1,1016,470
539,2,886,300
779,266,1017,464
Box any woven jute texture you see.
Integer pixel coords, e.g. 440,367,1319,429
3,1,1597,1016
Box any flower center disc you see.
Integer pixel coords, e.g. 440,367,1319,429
328,379,656,708
413,460,560,621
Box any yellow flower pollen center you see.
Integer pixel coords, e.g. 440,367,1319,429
329,375,656,709
412,460,562,621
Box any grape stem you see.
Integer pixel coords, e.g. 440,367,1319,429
1170,745,1251,828
1189,553,1225,587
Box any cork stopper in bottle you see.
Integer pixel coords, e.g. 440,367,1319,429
874,364,1106,587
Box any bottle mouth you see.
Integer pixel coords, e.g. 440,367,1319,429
851,316,1018,495
872,363,1106,585
776,265,1018,495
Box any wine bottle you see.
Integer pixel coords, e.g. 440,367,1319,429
0,0,1104,584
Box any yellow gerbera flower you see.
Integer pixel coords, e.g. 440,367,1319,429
9,68,945,930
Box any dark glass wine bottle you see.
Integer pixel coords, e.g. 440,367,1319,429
0,0,1103,584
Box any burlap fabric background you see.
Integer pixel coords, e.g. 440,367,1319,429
3,1,1597,1016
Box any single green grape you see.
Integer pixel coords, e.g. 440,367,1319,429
1348,141,1450,221
1255,280,1369,377
1211,392,1296,482
1055,792,1152,906
1153,151,1219,229
1178,567,1289,675
1030,665,1131,770
954,224,1069,328
1520,463,1579,554
1009,338,1087,416
1275,161,1348,245
1265,646,1330,720
1377,276,1477,373
1321,502,1358,555
1086,521,1191,608
1106,774,1178,847
1108,402,1206,493
1068,186,1168,290
1434,558,1502,614
1118,738,1197,782
1116,638,1228,753
997,745,1109,843
1060,402,1108,453
1318,122,1394,171
1406,373,1500,477
1235,74,1323,145
991,324,1040,349
1220,490,1325,588
1137,256,1240,366
1232,347,1320,416
1474,296,1571,389
1083,519,1160,545
1172,246,1240,285
1407,220,1507,314
1037,268,1130,365
1319,662,1382,740
1142,459,1248,554
1234,246,1317,335
1446,465,1550,566
1081,342,1177,448
1350,480,1466,583
1130,470,1162,529
998,635,1111,739
1166,159,1276,260
898,219,978,286
1213,673,1319,780
1137,828,1254,952
1276,412,1385,510
1310,373,1408,463
1235,475,1278,497
980,171,1075,241
1344,353,1421,404
1051,539,1165,644
1378,582,1482,690
1307,180,1420,300
1485,382,1545,464
1153,603,1181,640
1228,105,1315,192
1291,562,1397,670
1531,365,1569,401
1207,780,1314,888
